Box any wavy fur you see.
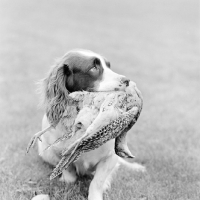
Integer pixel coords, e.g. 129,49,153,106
41,56,72,126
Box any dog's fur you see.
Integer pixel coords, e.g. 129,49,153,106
37,49,145,200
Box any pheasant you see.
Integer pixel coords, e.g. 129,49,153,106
27,81,143,179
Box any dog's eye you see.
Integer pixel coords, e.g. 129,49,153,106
89,58,100,74
90,65,99,73
89,65,100,77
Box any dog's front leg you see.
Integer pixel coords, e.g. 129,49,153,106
59,164,77,183
88,153,118,200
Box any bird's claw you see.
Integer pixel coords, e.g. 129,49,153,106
26,133,42,153
38,136,42,142
26,126,53,154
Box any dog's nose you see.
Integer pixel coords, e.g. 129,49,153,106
120,77,130,86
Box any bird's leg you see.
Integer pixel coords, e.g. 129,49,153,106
26,125,53,153
42,130,73,152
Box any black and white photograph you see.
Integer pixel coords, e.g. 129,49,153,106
0,0,199,200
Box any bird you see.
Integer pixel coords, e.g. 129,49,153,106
50,105,140,180
27,81,143,180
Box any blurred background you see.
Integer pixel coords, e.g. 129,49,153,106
0,0,199,199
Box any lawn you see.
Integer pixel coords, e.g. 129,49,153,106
0,0,199,199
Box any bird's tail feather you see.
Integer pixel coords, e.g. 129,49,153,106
50,145,80,180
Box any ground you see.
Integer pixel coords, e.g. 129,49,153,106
0,0,199,199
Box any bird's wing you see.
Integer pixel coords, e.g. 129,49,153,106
50,84,143,179
50,105,139,180
50,92,128,179
61,92,125,155
61,82,143,160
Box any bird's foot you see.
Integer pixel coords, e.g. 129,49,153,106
26,126,53,153
26,131,43,153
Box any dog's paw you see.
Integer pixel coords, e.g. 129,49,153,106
31,194,50,200
59,169,77,183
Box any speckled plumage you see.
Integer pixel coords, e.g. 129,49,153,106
47,81,143,180
50,106,140,180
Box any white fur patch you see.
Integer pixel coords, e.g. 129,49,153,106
103,161,120,191
71,49,128,91
59,169,77,183
31,194,50,200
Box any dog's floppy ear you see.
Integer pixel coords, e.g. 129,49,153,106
42,61,73,126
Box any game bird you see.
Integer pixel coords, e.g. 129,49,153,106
27,81,143,179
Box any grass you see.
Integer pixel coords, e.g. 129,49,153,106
0,0,199,199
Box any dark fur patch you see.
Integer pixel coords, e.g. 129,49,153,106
63,52,104,92
43,51,107,127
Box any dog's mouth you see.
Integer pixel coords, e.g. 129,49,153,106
114,86,127,92
89,88,125,92
115,82,130,91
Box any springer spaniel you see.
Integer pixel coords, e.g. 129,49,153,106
35,49,145,200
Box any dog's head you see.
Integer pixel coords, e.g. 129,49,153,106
42,49,130,125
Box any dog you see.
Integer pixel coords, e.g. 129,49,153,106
36,49,145,200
